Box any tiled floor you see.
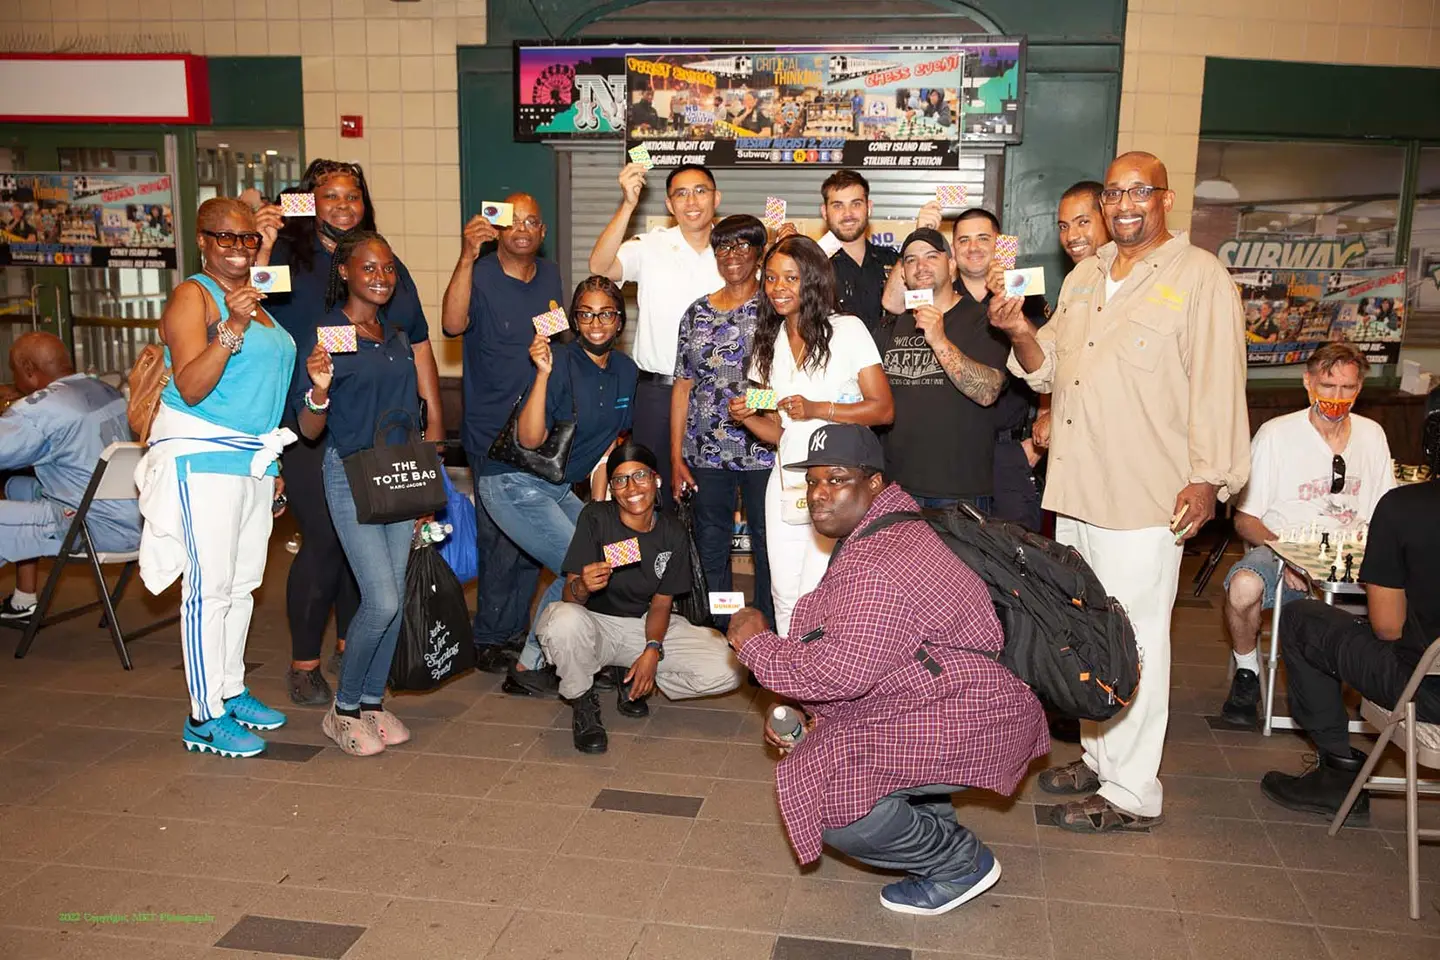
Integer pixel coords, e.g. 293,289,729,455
1,534,1437,959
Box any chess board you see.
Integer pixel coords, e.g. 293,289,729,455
1267,540,1366,586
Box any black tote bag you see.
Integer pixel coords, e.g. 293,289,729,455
342,409,448,524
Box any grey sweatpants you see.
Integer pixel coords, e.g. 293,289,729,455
536,602,745,701
821,784,983,882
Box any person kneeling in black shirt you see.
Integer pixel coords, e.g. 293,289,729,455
1261,479,1440,823
537,442,746,753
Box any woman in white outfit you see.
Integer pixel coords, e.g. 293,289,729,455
728,235,893,635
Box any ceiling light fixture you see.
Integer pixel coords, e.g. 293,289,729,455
1194,142,1241,202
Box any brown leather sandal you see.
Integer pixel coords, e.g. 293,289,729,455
1037,759,1100,796
1050,794,1163,833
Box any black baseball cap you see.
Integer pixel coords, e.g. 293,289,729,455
899,227,950,256
783,423,885,472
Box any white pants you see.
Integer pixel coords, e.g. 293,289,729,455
177,471,275,721
1055,517,1183,818
764,465,835,637
536,603,745,702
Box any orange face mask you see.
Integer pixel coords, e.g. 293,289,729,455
1309,394,1355,422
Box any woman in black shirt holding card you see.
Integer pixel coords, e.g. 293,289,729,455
537,442,745,754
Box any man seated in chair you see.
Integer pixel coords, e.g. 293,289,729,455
0,332,139,622
1218,343,1394,728
1261,473,1440,824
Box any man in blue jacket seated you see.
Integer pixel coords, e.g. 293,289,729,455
0,332,140,621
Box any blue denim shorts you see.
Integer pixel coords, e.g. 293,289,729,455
1224,544,1308,610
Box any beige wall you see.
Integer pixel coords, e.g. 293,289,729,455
0,0,488,373
1119,0,1440,233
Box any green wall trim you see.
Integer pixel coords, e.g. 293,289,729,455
1201,58,1440,141
207,57,304,128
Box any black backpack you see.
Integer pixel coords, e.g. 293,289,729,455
844,506,1140,721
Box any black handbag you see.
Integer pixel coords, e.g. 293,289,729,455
486,361,578,485
342,409,448,524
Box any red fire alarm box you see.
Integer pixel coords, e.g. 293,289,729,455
340,115,363,138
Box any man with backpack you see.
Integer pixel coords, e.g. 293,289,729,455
727,424,1048,917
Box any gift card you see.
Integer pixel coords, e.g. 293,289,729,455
744,387,777,410
249,265,291,293
817,231,843,257
628,145,655,169
708,592,745,615
763,196,787,229
532,307,568,337
1003,266,1045,298
603,538,642,567
316,324,357,353
904,288,934,309
280,192,316,216
935,184,967,208
994,234,1019,270
480,201,513,227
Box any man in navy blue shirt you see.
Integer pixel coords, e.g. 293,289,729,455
442,192,565,673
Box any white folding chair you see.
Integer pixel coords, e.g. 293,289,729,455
1329,636,1440,920
10,442,179,669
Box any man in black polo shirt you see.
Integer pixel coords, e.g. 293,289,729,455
818,170,900,344
880,228,1007,509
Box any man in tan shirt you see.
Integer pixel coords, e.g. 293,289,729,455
990,152,1250,832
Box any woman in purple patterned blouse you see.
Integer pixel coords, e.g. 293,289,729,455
670,214,775,624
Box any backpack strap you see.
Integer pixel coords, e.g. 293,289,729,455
827,510,926,571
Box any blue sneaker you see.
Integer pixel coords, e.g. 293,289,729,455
223,688,287,731
879,847,1002,916
183,715,266,758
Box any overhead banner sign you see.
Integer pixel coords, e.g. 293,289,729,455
0,172,176,269
514,41,1023,147
1235,266,1405,367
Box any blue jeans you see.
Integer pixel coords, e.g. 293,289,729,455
691,466,773,625
909,494,994,513
475,469,584,669
467,454,541,647
322,448,413,710
1225,544,1308,610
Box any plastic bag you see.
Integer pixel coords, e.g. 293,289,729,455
435,468,478,583
390,544,476,692
670,491,715,630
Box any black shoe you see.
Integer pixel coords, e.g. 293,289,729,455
1048,715,1082,744
500,663,560,699
286,666,332,706
1219,668,1261,728
475,644,518,674
593,665,624,691
617,680,650,719
570,687,608,754
0,595,35,623
1260,750,1371,826
501,630,527,653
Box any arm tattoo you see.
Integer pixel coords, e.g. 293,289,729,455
931,340,1003,406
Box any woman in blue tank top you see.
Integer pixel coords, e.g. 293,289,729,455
145,197,297,759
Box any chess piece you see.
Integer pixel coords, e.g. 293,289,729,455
1317,542,1329,562
1328,564,1338,583
1342,554,1354,583
1320,532,1331,551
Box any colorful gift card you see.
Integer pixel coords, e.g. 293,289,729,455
480,201,513,227
744,387,777,410
935,184,968,208
532,307,568,337
994,234,1019,270
316,324,358,353
708,592,745,615
904,288,934,310
628,145,654,169
817,231,843,257
1003,266,1046,298
603,538,642,567
280,192,316,216
763,196,787,229
248,265,291,293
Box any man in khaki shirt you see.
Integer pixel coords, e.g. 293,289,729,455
991,152,1250,832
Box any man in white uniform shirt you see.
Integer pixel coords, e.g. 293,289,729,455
1217,342,1394,728
590,162,724,491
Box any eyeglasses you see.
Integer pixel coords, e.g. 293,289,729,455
505,217,543,230
1331,454,1346,495
201,230,262,250
1100,185,1162,205
575,309,620,325
609,468,655,489
715,240,755,255
668,185,712,201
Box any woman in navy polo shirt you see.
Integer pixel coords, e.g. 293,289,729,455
255,159,445,708
292,231,422,757
476,276,638,696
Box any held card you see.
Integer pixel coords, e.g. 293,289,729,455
532,307,569,337
249,265,291,293
603,538,642,567
280,193,316,217
994,234,1019,270
481,201,513,227
708,592,745,615
1002,266,1045,298
904,288,934,310
316,325,358,353
744,388,778,410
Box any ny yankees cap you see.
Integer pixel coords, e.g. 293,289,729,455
783,423,885,472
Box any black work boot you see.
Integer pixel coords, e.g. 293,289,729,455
617,677,650,718
1219,668,1261,728
570,687,608,754
1260,750,1370,826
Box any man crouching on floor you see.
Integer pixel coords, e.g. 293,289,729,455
727,423,1048,916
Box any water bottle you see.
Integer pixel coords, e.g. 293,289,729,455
768,705,806,746
417,521,452,545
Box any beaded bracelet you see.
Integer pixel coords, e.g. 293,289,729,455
217,322,244,355
304,388,330,414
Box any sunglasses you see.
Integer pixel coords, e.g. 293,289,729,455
1331,454,1346,495
201,230,262,250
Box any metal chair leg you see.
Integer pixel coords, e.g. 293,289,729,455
1193,529,1231,596
82,529,132,671
97,561,135,630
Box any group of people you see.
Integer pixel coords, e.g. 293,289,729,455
1,144,1436,921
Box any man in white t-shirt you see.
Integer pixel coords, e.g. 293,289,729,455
1218,342,1395,728
590,162,724,492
